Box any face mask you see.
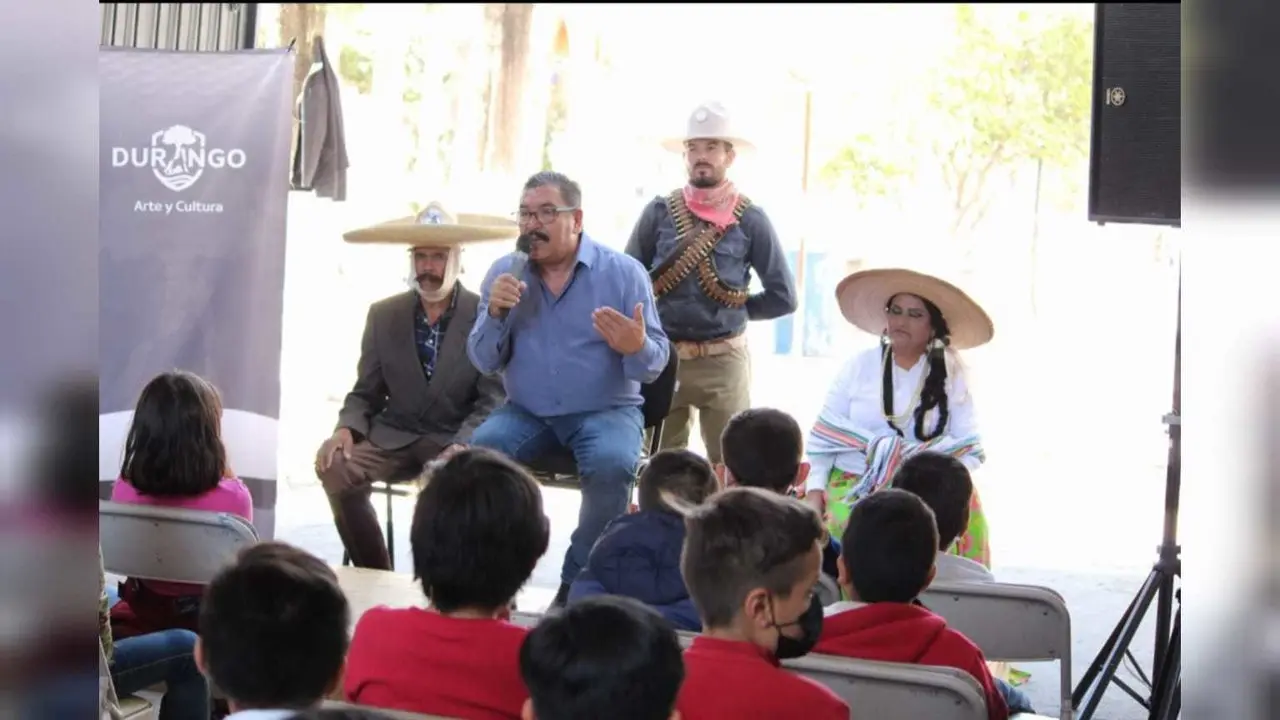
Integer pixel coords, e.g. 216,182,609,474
771,593,825,660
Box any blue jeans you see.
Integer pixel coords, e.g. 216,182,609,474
995,676,1036,714
111,628,211,720
471,403,643,584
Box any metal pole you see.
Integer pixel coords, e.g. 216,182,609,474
801,89,813,194
1152,271,1181,680
793,88,813,353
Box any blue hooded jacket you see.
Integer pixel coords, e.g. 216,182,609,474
567,510,701,631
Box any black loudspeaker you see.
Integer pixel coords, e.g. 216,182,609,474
1088,3,1181,227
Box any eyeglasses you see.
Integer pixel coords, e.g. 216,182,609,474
513,205,577,225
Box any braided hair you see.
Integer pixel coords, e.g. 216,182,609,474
881,297,952,441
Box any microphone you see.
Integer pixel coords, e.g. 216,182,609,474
499,233,537,319
509,232,535,281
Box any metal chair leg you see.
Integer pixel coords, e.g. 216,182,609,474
385,484,396,572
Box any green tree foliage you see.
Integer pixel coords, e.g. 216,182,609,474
818,131,915,208
326,4,373,95
338,43,373,95
927,5,1093,234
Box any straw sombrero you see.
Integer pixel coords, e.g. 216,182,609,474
343,201,519,247
661,102,755,153
835,268,994,350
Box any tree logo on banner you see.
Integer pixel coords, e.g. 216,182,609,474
110,124,248,193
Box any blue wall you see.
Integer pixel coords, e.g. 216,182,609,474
773,250,843,358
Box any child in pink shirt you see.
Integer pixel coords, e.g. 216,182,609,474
109,370,252,638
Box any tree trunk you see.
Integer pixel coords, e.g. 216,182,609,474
277,4,328,106
479,4,504,173
486,3,534,176
443,5,489,190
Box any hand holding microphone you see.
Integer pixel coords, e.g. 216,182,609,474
487,232,535,318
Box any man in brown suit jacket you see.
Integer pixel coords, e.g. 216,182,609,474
314,202,515,569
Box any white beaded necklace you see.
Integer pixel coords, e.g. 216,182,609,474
881,349,928,428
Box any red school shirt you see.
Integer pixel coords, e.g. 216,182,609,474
676,636,850,720
815,602,1009,720
345,606,530,720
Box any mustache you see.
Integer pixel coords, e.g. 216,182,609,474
516,231,550,253
694,163,713,171
415,271,444,284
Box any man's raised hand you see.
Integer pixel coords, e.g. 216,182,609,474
592,302,647,355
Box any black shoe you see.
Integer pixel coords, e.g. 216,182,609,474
551,582,571,609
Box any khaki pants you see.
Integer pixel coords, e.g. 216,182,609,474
658,346,751,465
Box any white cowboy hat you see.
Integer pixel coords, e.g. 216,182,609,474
661,101,755,153
342,201,519,247
835,268,995,350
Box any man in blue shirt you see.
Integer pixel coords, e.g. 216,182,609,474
468,171,670,606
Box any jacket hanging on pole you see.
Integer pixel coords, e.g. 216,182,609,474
291,35,349,201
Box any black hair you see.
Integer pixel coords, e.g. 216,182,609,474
520,595,684,720
891,452,974,551
680,487,824,629
199,542,350,709
411,447,550,613
637,449,718,513
719,408,803,493
523,170,583,210
841,489,939,603
882,295,952,441
120,370,227,497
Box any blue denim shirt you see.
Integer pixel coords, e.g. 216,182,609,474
467,234,670,418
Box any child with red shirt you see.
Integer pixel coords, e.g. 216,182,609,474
344,448,551,719
815,489,1010,720
520,595,685,720
673,487,850,720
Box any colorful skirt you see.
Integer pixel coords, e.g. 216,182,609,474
823,467,992,569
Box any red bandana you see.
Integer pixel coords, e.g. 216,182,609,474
682,181,740,230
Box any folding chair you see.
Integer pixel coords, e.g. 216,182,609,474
527,343,680,490
785,652,987,720
99,501,259,582
815,574,842,607
509,610,542,629
922,580,1073,720
100,500,259,713
321,699,461,719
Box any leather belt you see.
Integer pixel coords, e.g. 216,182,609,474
673,333,747,361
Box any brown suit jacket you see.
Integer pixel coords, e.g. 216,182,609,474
291,35,348,201
336,287,505,450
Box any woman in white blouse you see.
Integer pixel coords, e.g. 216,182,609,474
804,268,995,568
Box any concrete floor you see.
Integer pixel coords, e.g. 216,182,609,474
276,475,1171,720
